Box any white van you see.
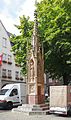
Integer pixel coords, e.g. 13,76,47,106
0,83,26,109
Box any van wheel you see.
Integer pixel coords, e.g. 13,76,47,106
7,102,13,110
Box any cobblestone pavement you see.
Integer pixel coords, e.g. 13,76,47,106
0,111,71,120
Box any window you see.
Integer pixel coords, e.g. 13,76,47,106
2,37,7,47
0,89,9,95
8,55,11,62
2,53,7,62
20,72,23,81
15,71,19,80
15,71,19,78
10,89,18,96
8,70,12,78
2,69,6,77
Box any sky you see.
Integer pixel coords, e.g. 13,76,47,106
0,0,41,35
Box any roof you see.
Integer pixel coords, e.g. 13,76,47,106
0,20,15,46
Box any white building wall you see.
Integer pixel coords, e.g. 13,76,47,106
0,20,24,89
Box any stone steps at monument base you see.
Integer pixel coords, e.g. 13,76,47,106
32,106,49,111
12,104,49,115
12,109,49,115
18,104,49,111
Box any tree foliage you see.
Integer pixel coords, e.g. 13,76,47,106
10,16,33,74
11,0,71,85
37,0,71,85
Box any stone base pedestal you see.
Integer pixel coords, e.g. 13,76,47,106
28,95,45,104
12,104,49,115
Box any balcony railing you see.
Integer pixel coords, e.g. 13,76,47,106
20,77,23,81
15,63,20,67
7,61,12,64
8,76,12,79
2,60,7,63
15,77,19,80
2,75,7,78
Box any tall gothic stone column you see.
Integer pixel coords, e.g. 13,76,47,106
27,8,45,104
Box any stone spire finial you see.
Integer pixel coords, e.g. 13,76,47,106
35,0,37,5
31,0,38,53
34,0,38,31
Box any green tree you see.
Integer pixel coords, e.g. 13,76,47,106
10,15,33,75
11,0,71,85
37,0,71,85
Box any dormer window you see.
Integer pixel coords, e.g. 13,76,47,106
2,37,7,48
2,53,7,63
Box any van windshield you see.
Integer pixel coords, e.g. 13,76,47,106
0,89,9,95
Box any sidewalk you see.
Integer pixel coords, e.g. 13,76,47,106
0,111,71,120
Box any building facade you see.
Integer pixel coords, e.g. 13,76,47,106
0,20,25,89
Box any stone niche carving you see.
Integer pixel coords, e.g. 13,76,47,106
29,84,35,94
30,59,34,82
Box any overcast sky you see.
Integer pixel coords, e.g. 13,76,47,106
0,0,37,35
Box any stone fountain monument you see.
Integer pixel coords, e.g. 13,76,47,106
12,1,49,115
27,9,44,105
